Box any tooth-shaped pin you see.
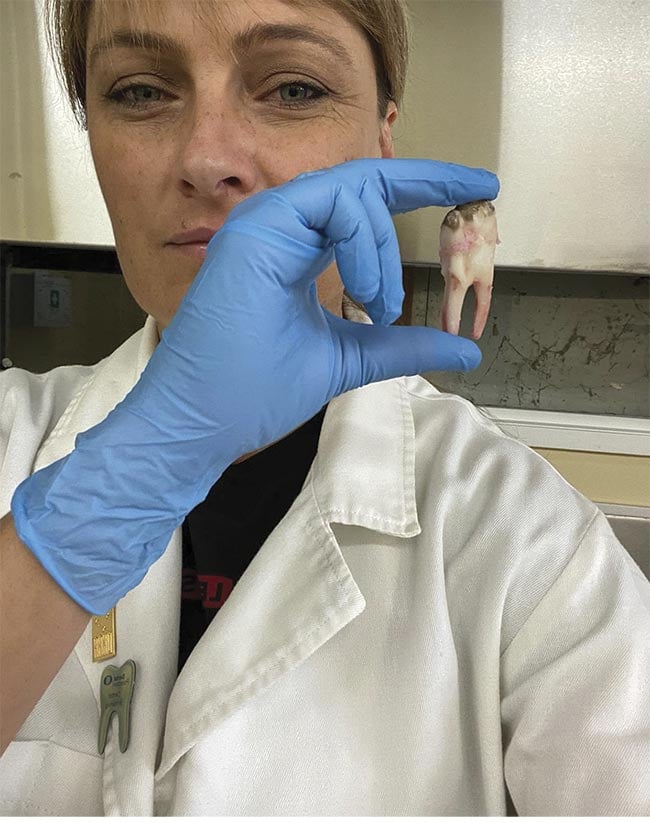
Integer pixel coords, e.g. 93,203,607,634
98,660,136,754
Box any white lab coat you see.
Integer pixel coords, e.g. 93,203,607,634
1,314,649,816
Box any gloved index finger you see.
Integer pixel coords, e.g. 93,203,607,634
336,157,500,215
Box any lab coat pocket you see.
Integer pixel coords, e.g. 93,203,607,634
0,739,104,815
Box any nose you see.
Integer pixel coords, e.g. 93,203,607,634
176,93,259,202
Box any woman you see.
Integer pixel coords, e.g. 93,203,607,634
1,0,648,815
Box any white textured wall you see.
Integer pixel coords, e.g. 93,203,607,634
33,0,114,245
1,0,649,270
395,0,650,272
1,0,113,245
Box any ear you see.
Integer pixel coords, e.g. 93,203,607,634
379,101,398,159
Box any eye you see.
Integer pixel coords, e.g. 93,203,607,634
103,83,170,108
274,82,327,106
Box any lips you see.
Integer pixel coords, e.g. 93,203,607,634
167,226,222,245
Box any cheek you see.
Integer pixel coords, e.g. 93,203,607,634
94,144,153,219
89,132,178,316
89,116,167,211
260,121,380,183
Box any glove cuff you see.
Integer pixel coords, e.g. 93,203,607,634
10,403,230,615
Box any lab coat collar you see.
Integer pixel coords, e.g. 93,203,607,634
138,307,422,539
313,292,421,539
33,314,158,471
312,377,421,539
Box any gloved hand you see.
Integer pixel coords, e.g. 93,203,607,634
12,158,499,614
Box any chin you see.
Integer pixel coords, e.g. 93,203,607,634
140,278,193,332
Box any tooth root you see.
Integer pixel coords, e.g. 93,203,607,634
472,279,493,340
441,272,470,337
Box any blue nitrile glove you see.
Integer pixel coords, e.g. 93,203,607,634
12,158,499,614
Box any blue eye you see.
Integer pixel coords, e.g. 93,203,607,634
105,84,166,107
103,79,329,111
277,82,327,105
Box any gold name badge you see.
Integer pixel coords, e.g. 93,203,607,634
92,607,117,662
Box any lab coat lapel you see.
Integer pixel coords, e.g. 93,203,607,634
156,481,367,780
312,376,421,538
156,376,421,780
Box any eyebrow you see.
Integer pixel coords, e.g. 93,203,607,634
88,22,355,72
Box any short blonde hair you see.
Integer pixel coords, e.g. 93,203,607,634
44,0,411,130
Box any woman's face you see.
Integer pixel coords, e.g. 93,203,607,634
85,0,397,330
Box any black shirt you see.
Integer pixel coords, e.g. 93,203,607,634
178,406,327,673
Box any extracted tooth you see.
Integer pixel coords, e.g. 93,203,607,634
439,200,500,340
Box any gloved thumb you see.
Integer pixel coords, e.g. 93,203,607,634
326,313,482,395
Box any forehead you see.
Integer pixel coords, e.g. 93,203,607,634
87,0,368,67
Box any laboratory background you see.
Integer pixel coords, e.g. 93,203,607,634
1,0,648,573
